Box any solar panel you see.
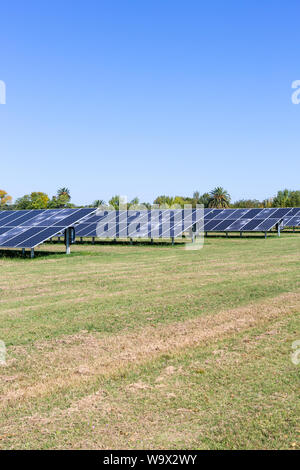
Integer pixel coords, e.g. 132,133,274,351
0,209,96,252
75,207,299,239
283,216,300,228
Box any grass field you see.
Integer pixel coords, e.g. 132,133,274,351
0,234,299,449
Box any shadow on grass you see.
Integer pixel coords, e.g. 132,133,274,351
49,239,186,247
0,249,71,260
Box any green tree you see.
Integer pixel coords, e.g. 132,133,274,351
272,189,300,207
0,190,12,208
196,192,210,208
57,187,71,200
48,187,72,208
288,190,300,207
108,195,128,210
208,187,231,208
128,197,139,209
153,195,175,207
272,189,290,207
92,199,106,207
231,199,262,208
15,192,49,209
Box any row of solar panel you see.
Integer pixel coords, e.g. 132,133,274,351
0,209,96,248
0,208,299,249
74,208,300,238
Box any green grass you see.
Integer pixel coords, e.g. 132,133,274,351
0,235,299,449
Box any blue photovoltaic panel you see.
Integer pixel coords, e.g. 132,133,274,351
283,216,300,227
271,208,292,219
74,207,299,238
286,208,300,216
0,209,96,249
252,208,277,219
239,219,264,231
225,219,251,231
256,218,279,231
241,209,262,219
211,219,236,231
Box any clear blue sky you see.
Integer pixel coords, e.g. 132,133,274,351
0,0,299,205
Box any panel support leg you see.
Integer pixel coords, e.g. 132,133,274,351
226,232,229,238
92,237,95,245
171,237,174,246
130,238,133,245
277,225,281,237
80,237,83,243
240,232,242,238
30,248,34,259
151,238,153,244
22,248,25,257
264,232,267,239
65,229,71,255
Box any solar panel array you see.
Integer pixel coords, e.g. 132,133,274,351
0,209,96,249
0,207,298,250
76,209,204,239
282,207,300,228
75,207,300,239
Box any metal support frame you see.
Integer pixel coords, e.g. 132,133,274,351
30,248,34,259
277,224,281,237
240,232,243,237
130,238,133,245
264,232,267,239
171,237,175,246
92,237,95,245
65,228,71,255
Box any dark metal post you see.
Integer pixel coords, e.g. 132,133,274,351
66,228,70,255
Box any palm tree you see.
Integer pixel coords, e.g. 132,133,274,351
92,199,106,207
208,187,231,208
57,187,71,201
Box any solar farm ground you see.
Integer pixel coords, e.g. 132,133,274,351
0,234,299,450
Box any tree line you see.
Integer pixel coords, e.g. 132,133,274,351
0,187,300,210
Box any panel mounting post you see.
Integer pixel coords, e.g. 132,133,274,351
264,231,267,239
30,248,34,259
171,237,175,246
22,248,25,256
277,224,281,237
65,228,71,255
240,232,242,238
